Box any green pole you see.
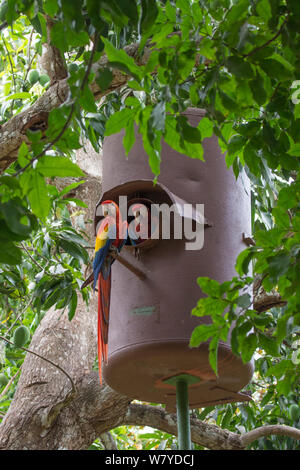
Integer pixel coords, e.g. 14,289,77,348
176,379,192,450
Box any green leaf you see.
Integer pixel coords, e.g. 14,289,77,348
96,68,113,91
50,22,68,52
68,290,78,321
198,37,216,61
142,128,162,176
237,321,252,344
58,238,88,263
0,175,20,190
277,185,299,209
261,387,275,406
151,102,166,132
43,287,63,310
117,0,138,24
78,85,98,113
177,116,201,143
235,248,254,276
267,252,290,282
0,200,32,236
287,142,300,156
140,0,159,34
272,207,290,229
104,108,136,136
102,37,142,81
209,335,219,376
0,243,22,265
36,156,84,177
164,115,204,160
197,406,215,420
56,286,73,309
226,56,254,79
221,406,233,429
258,333,279,356
123,119,136,155
225,0,248,24
66,29,90,49
58,180,85,198
265,359,292,379
43,0,59,16
197,277,221,297
62,198,88,208
277,377,291,396
256,0,271,21
249,75,267,105
243,143,261,176
230,326,239,356
58,229,88,246
192,297,228,319
31,13,46,39
235,121,260,137
189,324,220,347
260,59,293,81
17,142,30,167
219,90,239,112
241,333,257,363
197,117,214,139
294,103,300,119
227,134,246,155
5,92,31,101
27,172,51,219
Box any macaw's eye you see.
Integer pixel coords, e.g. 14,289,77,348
103,209,109,216
135,210,140,217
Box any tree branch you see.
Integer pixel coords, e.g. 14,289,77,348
0,41,150,172
0,370,20,401
123,404,300,450
12,33,100,177
243,19,288,58
99,431,118,450
241,425,300,447
124,403,244,450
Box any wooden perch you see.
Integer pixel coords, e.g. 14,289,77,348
81,251,146,289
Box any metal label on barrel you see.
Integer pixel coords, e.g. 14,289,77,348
131,306,157,316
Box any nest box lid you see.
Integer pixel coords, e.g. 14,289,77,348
94,179,211,236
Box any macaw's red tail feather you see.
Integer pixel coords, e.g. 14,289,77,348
97,274,103,385
97,271,111,385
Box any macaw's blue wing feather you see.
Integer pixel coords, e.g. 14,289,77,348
93,239,113,290
101,254,113,280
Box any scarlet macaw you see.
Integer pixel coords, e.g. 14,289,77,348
93,200,127,384
129,203,158,244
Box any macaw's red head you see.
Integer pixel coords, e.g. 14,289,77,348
97,200,124,241
130,203,151,241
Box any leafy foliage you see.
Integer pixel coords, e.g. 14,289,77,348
0,0,299,450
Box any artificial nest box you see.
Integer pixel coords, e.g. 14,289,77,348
94,108,253,412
